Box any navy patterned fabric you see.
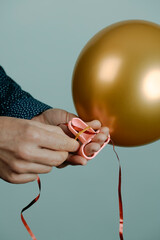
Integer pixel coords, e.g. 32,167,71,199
0,66,52,119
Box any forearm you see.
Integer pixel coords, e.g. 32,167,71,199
0,66,52,119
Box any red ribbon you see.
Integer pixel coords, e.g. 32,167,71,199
21,125,124,240
21,175,41,240
111,139,124,240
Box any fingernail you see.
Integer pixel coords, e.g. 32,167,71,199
82,159,87,166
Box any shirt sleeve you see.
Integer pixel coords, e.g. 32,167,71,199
0,66,52,119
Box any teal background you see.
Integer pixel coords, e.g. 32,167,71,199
0,1,160,239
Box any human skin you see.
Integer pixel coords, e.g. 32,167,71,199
32,108,109,168
0,109,109,184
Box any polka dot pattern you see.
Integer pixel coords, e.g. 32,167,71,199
0,66,52,119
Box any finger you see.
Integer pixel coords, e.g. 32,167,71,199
57,162,69,169
30,120,66,136
57,154,88,168
86,120,101,130
60,119,102,138
67,154,87,166
49,108,77,126
84,142,101,157
37,129,79,152
100,126,110,136
1,147,69,167
58,124,75,138
91,133,107,146
22,148,69,167
0,160,37,184
8,159,52,174
8,173,38,184
56,110,78,137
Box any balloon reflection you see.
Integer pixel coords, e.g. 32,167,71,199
99,56,122,82
142,68,160,100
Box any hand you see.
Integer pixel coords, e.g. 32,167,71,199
33,108,109,168
0,117,79,184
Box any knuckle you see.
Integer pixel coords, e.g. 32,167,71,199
51,152,68,167
7,172,18,184
16,145,31,160
31,130,40,141
10,161,21,173
24,124,40,141
24,124,33,137
16,145,24,158
55,126,64,134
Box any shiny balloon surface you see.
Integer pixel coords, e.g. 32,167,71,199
72,20,160,147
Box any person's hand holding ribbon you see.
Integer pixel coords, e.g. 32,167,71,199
0,110,109,184
0,116,78,184
32,108,110,168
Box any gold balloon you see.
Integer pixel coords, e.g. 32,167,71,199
72,20,160,147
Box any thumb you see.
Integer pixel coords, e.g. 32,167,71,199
53,109,78,137
54,108,77,125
